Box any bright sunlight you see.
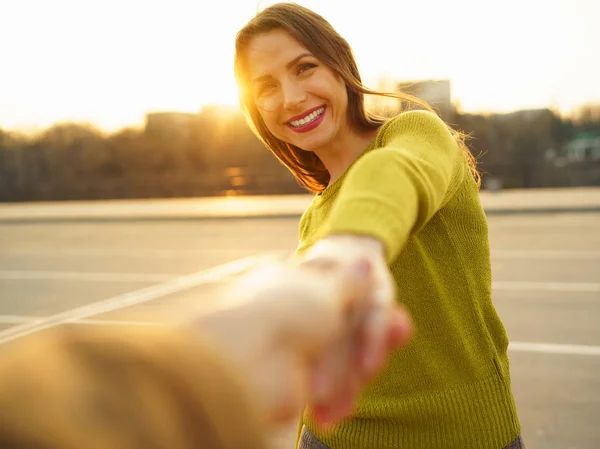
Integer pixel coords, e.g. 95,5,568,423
1,0,598,131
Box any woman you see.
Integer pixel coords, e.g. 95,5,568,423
234,3,523,449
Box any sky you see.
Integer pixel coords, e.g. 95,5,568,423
1,0,599,132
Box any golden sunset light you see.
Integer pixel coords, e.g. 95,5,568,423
1,0,599,132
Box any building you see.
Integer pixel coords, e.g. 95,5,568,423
566,131,600,162
396,79,454,121
144,112,196,144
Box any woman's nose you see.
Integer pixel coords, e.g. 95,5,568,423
282,81,308,110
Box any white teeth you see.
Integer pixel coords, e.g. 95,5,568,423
290,107,324,128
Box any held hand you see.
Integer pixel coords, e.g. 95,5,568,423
193,257,411,429
295,234,410,426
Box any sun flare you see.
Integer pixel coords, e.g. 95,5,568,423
1,0,598,131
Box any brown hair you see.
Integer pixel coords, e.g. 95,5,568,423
234,2,480,193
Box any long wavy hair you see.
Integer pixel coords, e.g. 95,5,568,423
234,2,480,193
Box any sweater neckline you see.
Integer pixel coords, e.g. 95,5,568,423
313,137,378,208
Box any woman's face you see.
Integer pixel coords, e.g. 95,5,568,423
244,29,350,152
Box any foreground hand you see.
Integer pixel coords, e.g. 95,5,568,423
295,234,406,425
193,257,411,429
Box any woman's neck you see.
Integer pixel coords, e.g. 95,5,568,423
315,126,380,187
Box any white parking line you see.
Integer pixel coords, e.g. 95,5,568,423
493,281,600,292
0,254,280,346
0,315,160,327
0,315,44,324
492,250,600,260
509,342,600,356
3,270,598,293
1,248,285,258
0,271,172,282
69,319,162,327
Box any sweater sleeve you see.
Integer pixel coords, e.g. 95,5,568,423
324,110,468,263
0,326,267,449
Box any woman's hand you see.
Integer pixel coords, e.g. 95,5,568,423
193,256,411,429
295,234,408,426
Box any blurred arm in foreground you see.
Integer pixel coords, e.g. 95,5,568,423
0,259,411,449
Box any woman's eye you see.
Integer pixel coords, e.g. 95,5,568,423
298,63,316,74
256,82,277,96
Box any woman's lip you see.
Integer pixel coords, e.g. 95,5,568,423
286,105,326,124
287,107,325,133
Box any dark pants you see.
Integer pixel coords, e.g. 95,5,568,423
299,426,526,449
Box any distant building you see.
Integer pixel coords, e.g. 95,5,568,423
564,131,600,185
566,131,600,162
144,112,196,144
396,79,453,121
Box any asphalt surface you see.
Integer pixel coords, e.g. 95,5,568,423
1,187,599,222
0,213,599,449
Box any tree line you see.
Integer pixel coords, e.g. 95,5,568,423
1,103,599,202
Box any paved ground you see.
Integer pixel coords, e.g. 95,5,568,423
0,212,599,449
1,187,599,222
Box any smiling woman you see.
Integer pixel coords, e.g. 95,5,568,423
233,3,524,449
243,29,358,181
233,5,478,193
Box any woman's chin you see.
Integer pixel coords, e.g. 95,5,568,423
288,134,331,154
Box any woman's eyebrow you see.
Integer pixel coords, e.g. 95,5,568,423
252,52,313,85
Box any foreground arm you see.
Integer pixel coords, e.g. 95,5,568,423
0,326,267,449
0,261,411,449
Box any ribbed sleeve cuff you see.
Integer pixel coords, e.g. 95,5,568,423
325,194,415,264
323,148,420,263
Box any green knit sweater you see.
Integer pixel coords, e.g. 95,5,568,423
296,111,520,449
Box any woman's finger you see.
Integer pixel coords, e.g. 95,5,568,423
360,271,396,375
309,331,354,404
386,306,413,350
312,387,358,429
